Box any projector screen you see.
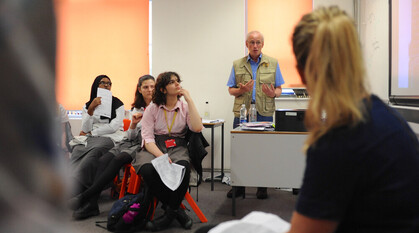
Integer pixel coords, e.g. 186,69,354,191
389,0,419,107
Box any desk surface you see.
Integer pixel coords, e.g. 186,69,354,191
203,121,225,127
230,129,308,135
231,129,308,135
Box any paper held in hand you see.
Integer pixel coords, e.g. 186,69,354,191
151,153,186,191
95,88,112,118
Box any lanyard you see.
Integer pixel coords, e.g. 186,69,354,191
164,109,177,136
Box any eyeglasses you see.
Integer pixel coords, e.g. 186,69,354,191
168,79,181,85
99,81,112,86
248,40,262,46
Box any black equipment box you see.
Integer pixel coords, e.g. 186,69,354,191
275,109,307,132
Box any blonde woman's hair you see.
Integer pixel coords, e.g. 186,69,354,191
292,6,370,151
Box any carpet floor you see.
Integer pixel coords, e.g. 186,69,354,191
68,172,298,233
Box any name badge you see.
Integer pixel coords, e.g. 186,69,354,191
165,139,176,148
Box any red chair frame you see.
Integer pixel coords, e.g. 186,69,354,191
119,164,208,223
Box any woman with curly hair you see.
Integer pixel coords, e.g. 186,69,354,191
132,71,203,231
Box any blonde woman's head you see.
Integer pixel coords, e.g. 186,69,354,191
292,6,370,149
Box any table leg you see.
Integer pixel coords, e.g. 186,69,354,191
221,123,224,178
211,127,214,191
232,186,236,216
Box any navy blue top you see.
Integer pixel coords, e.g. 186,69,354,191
296,95,419,233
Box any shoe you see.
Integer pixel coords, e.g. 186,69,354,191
67,194,83,211
176,208,193,229
146,207,177,232
72,202,99,220
227,187,245,198
256,187,268,199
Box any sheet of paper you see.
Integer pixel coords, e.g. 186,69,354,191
202,119,225,123
243,122,274,127
151,153,185,191
209,211,290,233
95,88,112,118
240,126,267,131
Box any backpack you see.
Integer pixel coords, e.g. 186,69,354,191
96,187,154,233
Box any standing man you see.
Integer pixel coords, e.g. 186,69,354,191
226,31,285,199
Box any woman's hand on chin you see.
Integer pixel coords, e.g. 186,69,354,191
179,88,191,101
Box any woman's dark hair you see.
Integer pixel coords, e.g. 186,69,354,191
131,74,155,109
153,71,181,106
86,74,110,109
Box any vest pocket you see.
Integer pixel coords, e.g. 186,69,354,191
259,71,275,85
235,95,245,105
237,74,252,85
233,96,246,116
263,96,275,112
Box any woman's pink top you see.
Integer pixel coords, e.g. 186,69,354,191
141,100,201,147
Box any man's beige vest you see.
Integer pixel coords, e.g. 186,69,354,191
232,54,278,117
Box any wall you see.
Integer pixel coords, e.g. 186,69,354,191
314,1,389,100
150,0,371,172
313,0,354,17
66,0,415,171
55,0,149,111
356,1,419,135
247,0,312,88
358,0,389,100
152,0,245,172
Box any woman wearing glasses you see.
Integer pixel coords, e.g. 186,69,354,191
132,71,203,231
69,74,125,218
69,75,155,220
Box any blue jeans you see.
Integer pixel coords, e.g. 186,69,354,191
233,112,273,128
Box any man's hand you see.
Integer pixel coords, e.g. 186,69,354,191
238,79,254,93
262,83,276,98
228,80,255,97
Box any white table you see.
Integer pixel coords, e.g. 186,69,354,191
230,129,307,215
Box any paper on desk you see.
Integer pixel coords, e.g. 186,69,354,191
151,153,185,191
95,88,112,118
209,211,290,233
202,119,225,124
243,122,273,127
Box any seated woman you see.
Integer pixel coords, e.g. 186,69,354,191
69,75,155,220
69,75,124,218
132,71,203,231
287,6,419,233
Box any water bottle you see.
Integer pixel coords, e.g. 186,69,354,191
249,102,257,122
204,101,210,120
122,203,140,223
239,104,247,126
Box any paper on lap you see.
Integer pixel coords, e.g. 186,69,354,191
151,153,185,191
